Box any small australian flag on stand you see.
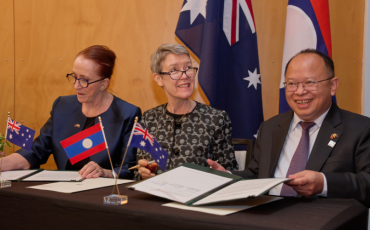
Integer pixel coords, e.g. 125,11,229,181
129,122,169,172
6,117,35,150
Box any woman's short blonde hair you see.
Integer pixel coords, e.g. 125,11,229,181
150,44,190,74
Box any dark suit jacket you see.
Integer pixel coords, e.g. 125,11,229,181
233,102,370,207
17,95,142,179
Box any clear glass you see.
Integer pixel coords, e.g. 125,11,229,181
103,194,128,205
66,73,105,88
283,77,333,92
0,179,11,188
284,80,318,92
160,67,198,80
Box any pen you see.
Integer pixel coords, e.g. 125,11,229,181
129,160,156,170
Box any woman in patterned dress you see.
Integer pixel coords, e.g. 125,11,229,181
135,44,238,180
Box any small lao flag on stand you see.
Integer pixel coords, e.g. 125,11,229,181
130,122,169,172
60,123,106,165
6,117,35,150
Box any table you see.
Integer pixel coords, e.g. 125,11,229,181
0,182,367,230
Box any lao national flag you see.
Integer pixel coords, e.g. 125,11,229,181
5,117,35,150
175,0,263,144
279,0,335,113
60,123,106,165
129,122,169,172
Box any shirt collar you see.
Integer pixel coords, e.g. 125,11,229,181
291,103,332,131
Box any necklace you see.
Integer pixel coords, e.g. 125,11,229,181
178,100,192,123
167,100,192,127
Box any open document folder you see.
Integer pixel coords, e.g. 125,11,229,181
128,163,290,206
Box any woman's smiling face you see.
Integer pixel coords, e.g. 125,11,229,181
153,53,195,101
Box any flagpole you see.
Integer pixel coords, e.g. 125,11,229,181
4,112,9,142
98,116,120,195
117,116,138,179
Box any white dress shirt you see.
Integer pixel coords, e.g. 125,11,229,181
269,106,331,196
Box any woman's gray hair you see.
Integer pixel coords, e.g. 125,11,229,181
150,44,190,74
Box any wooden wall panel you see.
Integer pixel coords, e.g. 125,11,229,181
252,0,288,120
329,0,365,114
0,0,14,155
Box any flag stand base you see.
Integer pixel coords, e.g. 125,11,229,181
0,180,11,188
103,194,127,205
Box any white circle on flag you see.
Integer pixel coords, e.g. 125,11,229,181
279,5,317,88
82,138,93,149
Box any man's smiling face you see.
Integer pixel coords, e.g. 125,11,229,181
285,53,338,121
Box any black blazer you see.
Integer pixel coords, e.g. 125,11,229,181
233,102,370,207
17,95,142,179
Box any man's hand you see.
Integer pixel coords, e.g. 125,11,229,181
207,159,227,172
284,170,324,196
138,159,156,179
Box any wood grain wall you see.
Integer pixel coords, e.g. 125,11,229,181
2,0,365,169
0,0,15,155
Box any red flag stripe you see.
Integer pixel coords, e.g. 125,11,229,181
60,123,102,149
69,142,106,165
231,0,237,45
245,0,256,30
310,0,332,57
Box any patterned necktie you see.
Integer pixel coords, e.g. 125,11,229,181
280,121,316,197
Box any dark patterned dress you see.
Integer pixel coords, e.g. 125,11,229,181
134,102,238,180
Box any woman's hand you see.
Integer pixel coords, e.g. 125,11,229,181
138,159,157,180
79,161,113,179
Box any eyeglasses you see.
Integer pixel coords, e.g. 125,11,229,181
66,73,105,88
159,67,198,80
283,77,334,92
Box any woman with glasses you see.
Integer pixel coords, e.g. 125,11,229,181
135,44,238,180
2,45,141,179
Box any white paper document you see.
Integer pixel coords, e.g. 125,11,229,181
23,170,83,181
130,166,233,203
0,170,39,181
28,178,134,193
193,178,289,206
163,196,283,216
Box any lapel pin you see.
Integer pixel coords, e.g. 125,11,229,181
328,140,336,148
330,133,338,139
75,124,80,128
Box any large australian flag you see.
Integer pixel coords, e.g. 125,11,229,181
175,0,263,144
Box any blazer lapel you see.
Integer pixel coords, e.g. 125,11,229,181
269,111,293,177
306,103,342,171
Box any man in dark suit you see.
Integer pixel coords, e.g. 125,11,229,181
209,49,370,207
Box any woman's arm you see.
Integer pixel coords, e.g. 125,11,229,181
1,153,31,171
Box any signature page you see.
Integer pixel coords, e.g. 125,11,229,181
130,166,233,204
1,170,38,180
28,178,134,193
23,170,83,182
193,178,290,206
